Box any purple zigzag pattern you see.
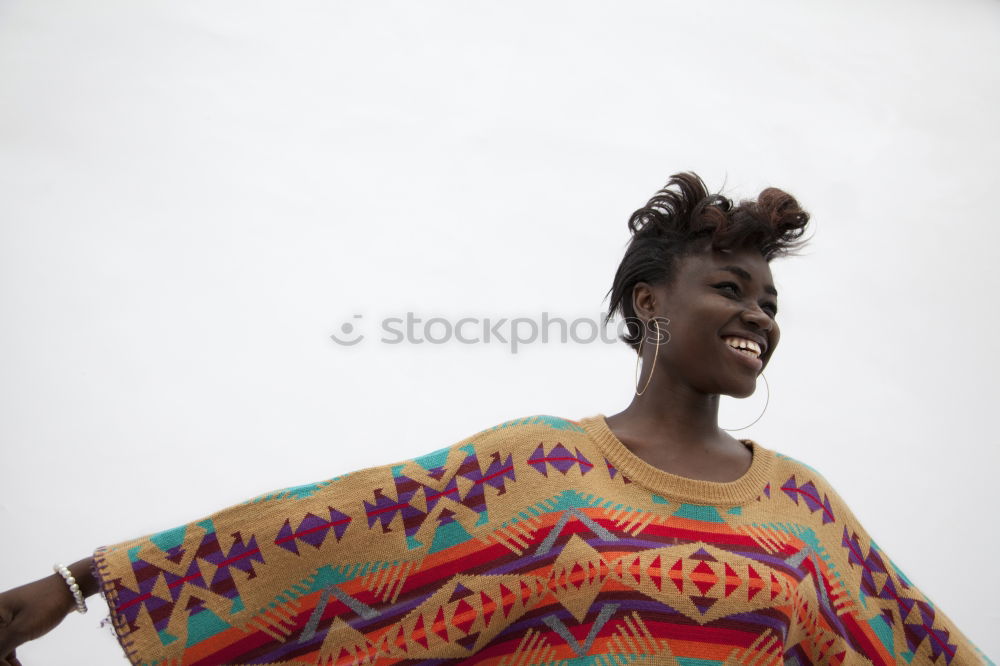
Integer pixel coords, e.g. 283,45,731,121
364,485,423,534
528,442,593,477
604,458,631,483
363,473,432,547
112,530,262,631
903,599,960,663
363,450,516,543
194,530,265,600
842,528,914,615
841,528,958,663
112,558,192,632
781,475,835,524
421,475,460,513
274,507,352,555
457,450,516,515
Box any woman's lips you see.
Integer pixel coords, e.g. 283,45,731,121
723,339,763,371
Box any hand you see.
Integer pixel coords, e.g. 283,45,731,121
0,574,77,665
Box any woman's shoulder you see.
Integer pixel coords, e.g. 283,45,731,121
445,413,593,457
771,448,828,478
475,413,590,436
766,447,851,506
356,413,591,480
377,413,594,482
242,414,586,506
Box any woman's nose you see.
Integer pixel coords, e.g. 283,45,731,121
741,305,773,330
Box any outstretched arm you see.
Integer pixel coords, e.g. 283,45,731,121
0,557,99,665
794,466,994,664
0,420,519,664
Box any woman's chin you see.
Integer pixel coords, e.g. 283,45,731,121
724,381,758,399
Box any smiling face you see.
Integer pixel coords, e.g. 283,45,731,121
633,246,780,399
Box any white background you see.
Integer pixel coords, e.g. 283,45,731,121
2,0,998,662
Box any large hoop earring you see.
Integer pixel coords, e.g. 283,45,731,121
721,372,769,432
634,319,665,396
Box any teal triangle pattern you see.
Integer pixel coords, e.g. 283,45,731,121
429,520,474,554
674,504,725,523
149,525,187,553
410,445,453,473
486,414,586,433
868,613,896,658
157,629,178,647
185,608,230,647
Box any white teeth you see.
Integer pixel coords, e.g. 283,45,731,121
723,336,762,358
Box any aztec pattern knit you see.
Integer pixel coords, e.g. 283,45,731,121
93,414,994,665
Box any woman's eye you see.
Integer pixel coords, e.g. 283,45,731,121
716,282,740,295
717,282,778,317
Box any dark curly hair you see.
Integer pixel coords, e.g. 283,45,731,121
604,171,812,354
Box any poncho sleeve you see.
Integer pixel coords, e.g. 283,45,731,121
796,464,994,665
91,422,511,665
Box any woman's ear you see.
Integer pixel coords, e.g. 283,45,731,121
631,282,657,322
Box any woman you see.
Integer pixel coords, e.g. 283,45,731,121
0,172,991,665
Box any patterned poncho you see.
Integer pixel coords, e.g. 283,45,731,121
93,414,993,665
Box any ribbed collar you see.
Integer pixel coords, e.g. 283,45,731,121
579,414,775,506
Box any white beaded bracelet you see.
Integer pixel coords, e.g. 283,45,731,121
53,563,88,614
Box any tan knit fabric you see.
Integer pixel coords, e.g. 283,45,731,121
93,413,992,665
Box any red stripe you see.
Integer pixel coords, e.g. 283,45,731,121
476,464,515,484
424,487,460,502
528,456,593,467
782,485,835,521
274,518,351,545
366,501,410,516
